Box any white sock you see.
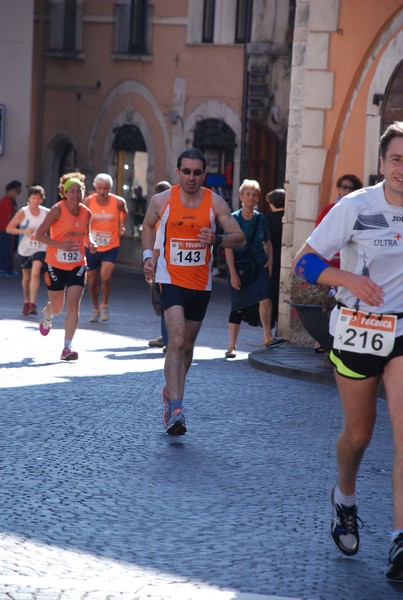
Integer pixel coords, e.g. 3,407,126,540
64,340,72,349
334,484,357,507
392,529,403,542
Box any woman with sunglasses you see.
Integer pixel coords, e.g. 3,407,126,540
315,173,363,230
313,174,363,353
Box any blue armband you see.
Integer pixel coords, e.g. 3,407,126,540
295,253,329,284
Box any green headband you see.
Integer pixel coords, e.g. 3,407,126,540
63,177,84,192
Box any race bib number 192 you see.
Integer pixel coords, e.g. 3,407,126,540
333,307,397,356
170,239,207,266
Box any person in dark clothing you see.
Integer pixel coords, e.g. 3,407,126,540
266,188,285,332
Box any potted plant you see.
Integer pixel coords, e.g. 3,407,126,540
287,274,337,351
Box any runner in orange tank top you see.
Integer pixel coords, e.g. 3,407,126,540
142,148,245,435
36,172,98,361
83,173,128,323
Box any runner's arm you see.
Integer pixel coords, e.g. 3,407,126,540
292,243,384,307
118,197,129,236
198,194,245,248
6,209,32,235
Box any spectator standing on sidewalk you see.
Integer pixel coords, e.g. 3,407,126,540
84,173,128,323
313,175,363,352
292,121,403,582
265,188,285,334
0,180,22,276
224,179,283,359
316,174,363,227
6,185,49,315
142,148,245,435
147,180,171,351
36,172,98,361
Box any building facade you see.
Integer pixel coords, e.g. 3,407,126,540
0,0,34,196
2,1,402,344
280,0,403,342
28,0,293,266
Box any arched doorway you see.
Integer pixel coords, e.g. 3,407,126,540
193,118,236,208
43,135,78,206
112,124,148,235
369,60,403,184
381,60,403,132
247,121,278,214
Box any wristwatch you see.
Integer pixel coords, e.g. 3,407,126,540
215,234,223,246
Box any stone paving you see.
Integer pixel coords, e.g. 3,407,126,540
0,270,400,600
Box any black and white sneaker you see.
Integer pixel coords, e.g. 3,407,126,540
387,533,403,582
330,485,363,555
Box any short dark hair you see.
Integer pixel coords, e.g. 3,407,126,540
27,185,45,199
177,148,206,171
379,121,403,159
266,188,285,209
5,180,22,192
336,174,362,190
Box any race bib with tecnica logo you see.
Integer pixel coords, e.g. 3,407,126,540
334,307,397,356
93,230,111,247
169,239,207,266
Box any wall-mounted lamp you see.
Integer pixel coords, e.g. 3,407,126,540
372,93,384,106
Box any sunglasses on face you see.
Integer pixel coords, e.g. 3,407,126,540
179,168,205,176
339,184,355,191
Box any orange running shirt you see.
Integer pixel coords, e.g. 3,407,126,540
155,185,216,291
45,201,90,270
87,193,121,251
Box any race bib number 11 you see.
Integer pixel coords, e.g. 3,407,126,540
334,307,397,356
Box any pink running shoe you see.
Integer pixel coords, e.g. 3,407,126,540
22,302,30,316
60,347,78,361
39,311,53,336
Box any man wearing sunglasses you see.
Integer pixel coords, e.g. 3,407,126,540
142,148,245,435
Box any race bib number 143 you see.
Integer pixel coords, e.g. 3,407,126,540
334,307,397,356
170,239,207,266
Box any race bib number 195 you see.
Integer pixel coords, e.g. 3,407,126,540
170,239,207,266
334,307,397,357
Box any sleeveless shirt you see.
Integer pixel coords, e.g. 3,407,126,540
86,193,121,251
18,205,49,256
45,201,90,270
155,185,216,291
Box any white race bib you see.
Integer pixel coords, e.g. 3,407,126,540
56,248,83,263
334,307,397,356
169,239,207,266
28,236,41,250
93,230,111,247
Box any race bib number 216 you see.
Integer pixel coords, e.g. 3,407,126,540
334,308,397,357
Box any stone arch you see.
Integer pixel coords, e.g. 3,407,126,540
87,80,171,186
43,132,78,205
183,101,242,206
331,12,403,186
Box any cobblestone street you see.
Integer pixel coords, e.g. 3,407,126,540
0,270,400,600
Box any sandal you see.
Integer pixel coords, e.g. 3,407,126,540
264,336,285,348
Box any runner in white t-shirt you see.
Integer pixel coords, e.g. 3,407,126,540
6,185,49,315
292,121,403,582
